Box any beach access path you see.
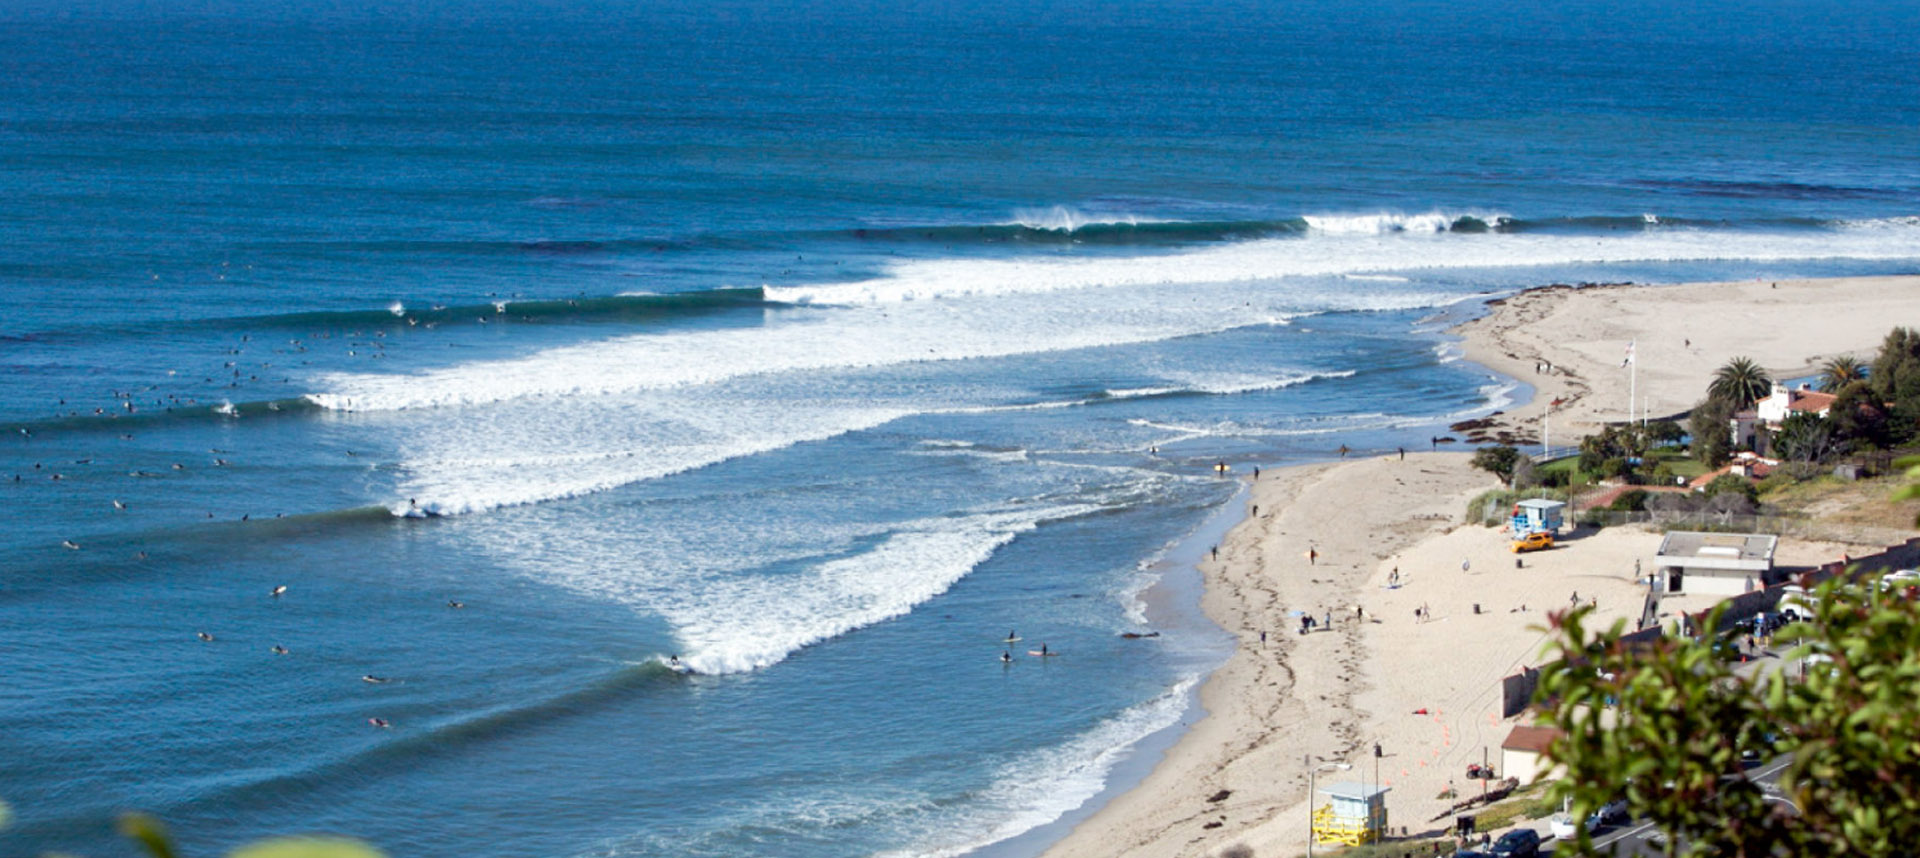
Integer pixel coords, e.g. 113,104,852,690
1040,275,1917,858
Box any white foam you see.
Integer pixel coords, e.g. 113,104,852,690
662,504,1097,674
388,396,910,517
767,217,1920,306
873,676,1199,858
387,300,406,317
1303,211,1481,234
1008,206,1168,232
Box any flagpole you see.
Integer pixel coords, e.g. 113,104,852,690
1627,340,1637,426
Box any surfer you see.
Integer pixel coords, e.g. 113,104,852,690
271,645,289,655
271,585,287,597
196,631,214,642
1040,643,1049,656
369,717,391,728
1006,630,1018,642
447,600,465,609
61,539,80,550
1000,651,1012,664
668,655,682,668
361,674,389,684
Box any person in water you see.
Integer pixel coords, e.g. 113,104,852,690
1001,651,1012,663
1040,643,1049,655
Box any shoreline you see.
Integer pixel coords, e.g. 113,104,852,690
1034,274,1920,858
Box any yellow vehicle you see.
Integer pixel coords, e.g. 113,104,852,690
1511,530,1554,553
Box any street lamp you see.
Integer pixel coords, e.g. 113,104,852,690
1306,760,1352,858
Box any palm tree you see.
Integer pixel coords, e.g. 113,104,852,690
1818,355,1865,393
1709,356,1772,411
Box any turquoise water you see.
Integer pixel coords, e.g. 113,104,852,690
2,1,1917,856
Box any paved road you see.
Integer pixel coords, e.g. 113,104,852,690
1563,756,1793,857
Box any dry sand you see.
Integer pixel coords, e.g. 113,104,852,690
1453,274,1920,443
1039,275,1917,858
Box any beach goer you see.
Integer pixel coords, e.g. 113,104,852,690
1308,548,1317,565
1323,609,1332,629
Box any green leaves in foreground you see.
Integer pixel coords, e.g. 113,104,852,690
227,838,387,858
1536,574,1920,857
112,813,387,858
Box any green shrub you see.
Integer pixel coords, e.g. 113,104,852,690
1609,489,1650,511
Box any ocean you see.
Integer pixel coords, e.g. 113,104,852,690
2,1,1916,855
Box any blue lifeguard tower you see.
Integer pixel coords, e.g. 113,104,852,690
1312,781,1390,846
1510,498,1566,538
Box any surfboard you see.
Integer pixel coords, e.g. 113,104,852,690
1028,650,1060,657
1003,636,1022,643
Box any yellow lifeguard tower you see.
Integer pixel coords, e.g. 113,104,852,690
1312,781,1389,846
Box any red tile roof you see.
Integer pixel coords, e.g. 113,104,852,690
1788,388,1837,414
1502,725,1564,754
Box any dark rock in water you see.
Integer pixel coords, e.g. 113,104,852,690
1449,417,1497,432
1119,631,1162,639
1436,436,1458,444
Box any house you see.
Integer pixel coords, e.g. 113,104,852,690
1731,383,1837,453
1500,725,1565,785
1688,452,1778,490
1755,382,1836,427
1654,531,1778,595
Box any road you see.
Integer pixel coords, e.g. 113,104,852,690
1559,756,1793,857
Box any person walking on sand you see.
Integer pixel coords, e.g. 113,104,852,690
1308,547,1318,565
1323,609,1332,630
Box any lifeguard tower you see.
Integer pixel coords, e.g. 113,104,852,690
1312,782,1389,846
1510,498,1566,538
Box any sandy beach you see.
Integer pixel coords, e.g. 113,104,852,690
1040,275,1919,858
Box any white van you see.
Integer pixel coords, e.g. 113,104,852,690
1777,584,1816,622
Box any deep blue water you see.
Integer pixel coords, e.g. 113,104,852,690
2,1,1917,856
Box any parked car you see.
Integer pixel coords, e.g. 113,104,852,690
1880,569,1920,599
1593,798,1630,826
1777,584,1816,622
1510,531,1554,553
1489,827,1541,857
1548,813,1580,840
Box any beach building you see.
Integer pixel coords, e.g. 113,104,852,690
1687,452,1779,490
1756,382,1837,427
1499,726,1565,786
1311,782,1389,847
1734,383,1837,453
1653,531,1777,596
1509,498,1566,537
